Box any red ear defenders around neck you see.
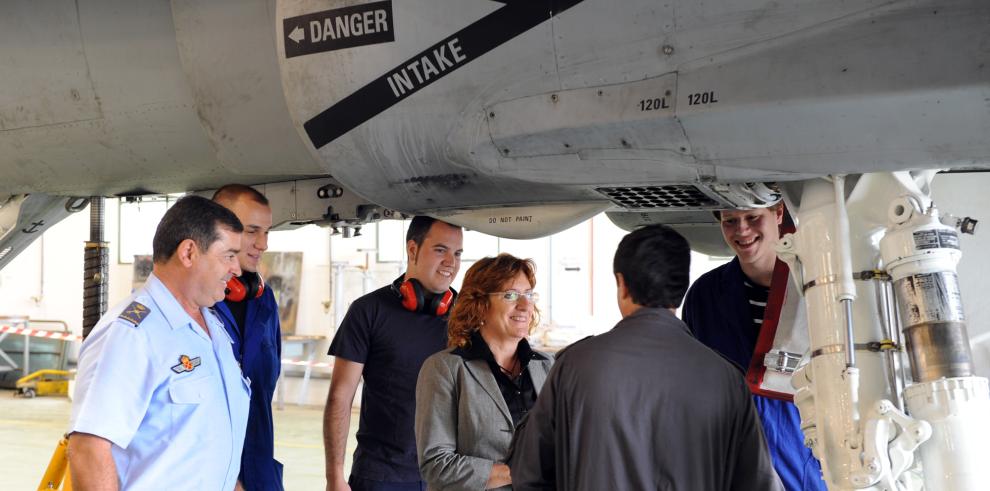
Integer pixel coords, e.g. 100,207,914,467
225,272,265,302
394,277,456,316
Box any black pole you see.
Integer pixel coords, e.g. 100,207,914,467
82,197,108,339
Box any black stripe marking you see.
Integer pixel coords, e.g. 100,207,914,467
302,0,587,149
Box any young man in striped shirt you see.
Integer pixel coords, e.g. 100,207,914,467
681,205,826,491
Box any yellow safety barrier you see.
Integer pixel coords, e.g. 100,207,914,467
17,369,71,398
38,436,72,490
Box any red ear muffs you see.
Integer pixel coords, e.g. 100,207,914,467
395,277,456,316
433,289,455,316
398,279,424,312
225,273,265,302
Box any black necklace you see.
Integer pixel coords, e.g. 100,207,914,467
497,358,520,378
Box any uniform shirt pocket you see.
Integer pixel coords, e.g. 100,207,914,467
167,374,219,442
169,374,215,404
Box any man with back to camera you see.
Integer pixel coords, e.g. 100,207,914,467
681,205,826,491
324,216,464,491
68,195,250,490
508,224,782,491
213,184,284,491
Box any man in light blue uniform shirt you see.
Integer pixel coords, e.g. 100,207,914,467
69,195,251,490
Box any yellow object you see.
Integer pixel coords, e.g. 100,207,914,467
38,436,72,490
16,369,71,398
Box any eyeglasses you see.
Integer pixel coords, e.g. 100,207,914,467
488,291,539,303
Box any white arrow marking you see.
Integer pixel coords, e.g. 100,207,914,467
288,26,305,43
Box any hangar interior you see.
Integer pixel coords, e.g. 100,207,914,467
1,198,732,488
1,193,741,391
3,173,990,488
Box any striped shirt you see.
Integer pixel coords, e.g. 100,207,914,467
743,279,769,341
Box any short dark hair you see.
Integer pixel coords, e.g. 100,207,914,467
211,183,269,207
405,216,459,247
152,195,244,263
613,224,691,309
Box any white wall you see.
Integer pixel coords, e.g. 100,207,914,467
0,208,88,334
931,173,990,376
0,202,726,405
274,213,727,406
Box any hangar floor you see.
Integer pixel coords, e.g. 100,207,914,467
0,389,353,489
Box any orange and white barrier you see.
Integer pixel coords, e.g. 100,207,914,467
281,358,332,369
1,323,337,369
0,324,82,342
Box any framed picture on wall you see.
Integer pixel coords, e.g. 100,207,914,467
258,251,303,335
132,255,153,291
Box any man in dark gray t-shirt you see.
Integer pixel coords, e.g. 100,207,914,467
324,217,463,491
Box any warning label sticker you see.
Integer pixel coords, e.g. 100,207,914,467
913,229,960,250
913,230,939,249
938,229,960,249
283,1,394,59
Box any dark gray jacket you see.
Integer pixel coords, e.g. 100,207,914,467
508,308,783,491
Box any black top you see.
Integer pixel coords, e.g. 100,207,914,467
223,271,263,356
683,258,767,372
453,330,546,426
328,283,449,482
223,299,247,356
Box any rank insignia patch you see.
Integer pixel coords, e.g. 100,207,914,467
171,355,202,374
118,302,150,326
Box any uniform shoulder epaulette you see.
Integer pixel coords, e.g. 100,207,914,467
553,335,595,359
118,301,151,327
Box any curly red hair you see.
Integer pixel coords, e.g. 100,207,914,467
447,253,540,349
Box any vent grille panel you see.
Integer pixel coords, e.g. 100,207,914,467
597,185,719,209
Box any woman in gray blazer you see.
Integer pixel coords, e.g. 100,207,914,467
415,254,553,491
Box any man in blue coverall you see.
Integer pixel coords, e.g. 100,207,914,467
213,184,283,491
682,205,826,491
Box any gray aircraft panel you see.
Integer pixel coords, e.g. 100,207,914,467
0,0,985,237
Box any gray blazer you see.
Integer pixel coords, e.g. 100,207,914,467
415,346,553,491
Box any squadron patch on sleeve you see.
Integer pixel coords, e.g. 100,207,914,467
171,355,202,373
118,301,151,326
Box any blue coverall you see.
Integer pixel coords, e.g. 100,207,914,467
216,287,284,491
